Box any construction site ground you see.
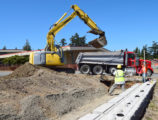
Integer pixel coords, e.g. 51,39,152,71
143,77,158,120
0,63,157,120
0,63,110,120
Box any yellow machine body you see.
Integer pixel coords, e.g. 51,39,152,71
29,51,64,66
29,52,34,64
45,53,64,66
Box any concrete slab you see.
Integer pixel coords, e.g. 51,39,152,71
78,80,156,120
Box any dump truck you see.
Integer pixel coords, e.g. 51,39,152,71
75,50,153,76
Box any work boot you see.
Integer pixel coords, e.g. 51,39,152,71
109,93,113,96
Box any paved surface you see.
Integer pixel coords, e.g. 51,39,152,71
152,73,158,79
0,71,12,76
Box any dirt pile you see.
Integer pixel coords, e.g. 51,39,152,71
0,63,108,120
9,62,38,78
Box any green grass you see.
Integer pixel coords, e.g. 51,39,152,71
146,117,153,120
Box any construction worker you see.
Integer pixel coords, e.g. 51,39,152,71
109,64,125,95
142,63,148,83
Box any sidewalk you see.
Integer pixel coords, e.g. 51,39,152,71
0,71,12,76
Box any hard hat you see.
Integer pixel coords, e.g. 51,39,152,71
117,64,122,69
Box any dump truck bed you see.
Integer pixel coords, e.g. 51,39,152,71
75,51,124,65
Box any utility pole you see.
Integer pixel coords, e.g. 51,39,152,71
144,50,145,66
144,50,146,80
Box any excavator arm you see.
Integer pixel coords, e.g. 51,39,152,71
29,4,107,66
46,4,107,51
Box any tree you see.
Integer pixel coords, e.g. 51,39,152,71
133,41,158,59
60,38,67,46
140,45,151,59
15,47,18,50
69,33,86,46
23,40,31,51
148,41,158,59
2,46,7,50
133,47,141,57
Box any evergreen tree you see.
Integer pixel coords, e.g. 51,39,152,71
60,38,67,46
23,40,31,51
79,36,86,46
140,45,150,59
69,33,86,46
2,46,7,50
133,41,158,59
148,41,158,59
133,47,141,57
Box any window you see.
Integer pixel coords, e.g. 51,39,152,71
128,53,135,60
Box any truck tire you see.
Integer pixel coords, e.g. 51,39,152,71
80,65,90,74
93,65,103,75
147,69,152,77
109,66,116,76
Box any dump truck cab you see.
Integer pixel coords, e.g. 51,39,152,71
124,51,153,76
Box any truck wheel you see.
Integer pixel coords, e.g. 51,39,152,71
93,65,103,75
109,67,116,76
80,65,90,74
147,69,152,77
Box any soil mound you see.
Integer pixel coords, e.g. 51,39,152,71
0,62,139,120
9,62,38,78
0,63,108,120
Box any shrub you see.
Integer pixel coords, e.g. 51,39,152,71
2,55,29,65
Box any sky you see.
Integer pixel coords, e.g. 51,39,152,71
0,0,158,51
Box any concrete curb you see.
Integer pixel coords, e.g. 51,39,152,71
79,80,156,120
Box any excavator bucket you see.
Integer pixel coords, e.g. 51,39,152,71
89,35,107,48
88,30,107,48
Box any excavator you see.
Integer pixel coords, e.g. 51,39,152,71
29,4,107,66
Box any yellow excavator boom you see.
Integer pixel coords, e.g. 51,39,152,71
72,5,102,33
46,4,107,51
30,4,107,66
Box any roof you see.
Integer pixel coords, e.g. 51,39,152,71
0,50,42,58
0,49,24,53
62,46,110,52
0,46,110,58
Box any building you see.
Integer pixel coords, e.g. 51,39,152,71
0,49,24,55
0,46,110,69
62,46,109,65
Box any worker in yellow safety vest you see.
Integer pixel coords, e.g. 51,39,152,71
109,64,125,95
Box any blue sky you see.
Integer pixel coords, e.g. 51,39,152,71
0,0,158,51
